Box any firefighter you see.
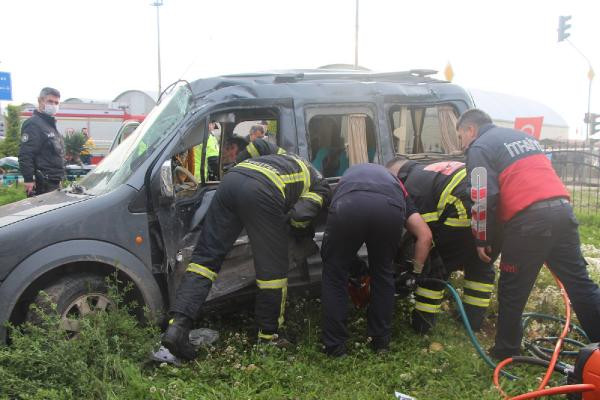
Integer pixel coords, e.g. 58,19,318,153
163,149,330,360
387,157,496,334
457,108,600,360
235,137,286,162
321,163,432,356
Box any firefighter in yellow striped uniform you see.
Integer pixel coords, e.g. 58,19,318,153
163,143,330,360
387,157,496,334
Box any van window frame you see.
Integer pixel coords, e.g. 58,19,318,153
387,102,461,155
303,102,380,178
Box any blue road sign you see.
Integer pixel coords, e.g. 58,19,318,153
0,72,13,101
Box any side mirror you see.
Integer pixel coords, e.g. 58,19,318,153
160,160,175,198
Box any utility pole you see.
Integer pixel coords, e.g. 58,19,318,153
557,16,595,143
354,0,359,69
152,0,164,98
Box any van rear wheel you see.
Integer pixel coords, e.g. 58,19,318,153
26,273,112,336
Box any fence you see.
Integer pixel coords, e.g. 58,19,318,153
543,140,600,215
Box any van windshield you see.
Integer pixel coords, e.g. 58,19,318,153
78,83,192,195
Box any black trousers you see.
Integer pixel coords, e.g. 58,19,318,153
171,171,289,336
414,227,496,330
321,191,405,349
493,200,600,356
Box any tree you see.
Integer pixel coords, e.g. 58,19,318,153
0,104,22,157
64,131,88,165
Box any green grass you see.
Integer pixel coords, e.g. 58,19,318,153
575,212,600,245
0,207,598,399
0,184,26,206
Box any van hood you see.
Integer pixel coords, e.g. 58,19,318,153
0,190,92,229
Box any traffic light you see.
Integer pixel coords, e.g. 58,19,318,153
558,15,571,42
591,113,600,136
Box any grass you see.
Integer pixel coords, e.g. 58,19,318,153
0,204,598,399
0,184,26,206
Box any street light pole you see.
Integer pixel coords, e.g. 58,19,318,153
567,39,594,143
354,0,359,69
152,0,164,97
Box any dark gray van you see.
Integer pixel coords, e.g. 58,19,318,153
0,69,473,341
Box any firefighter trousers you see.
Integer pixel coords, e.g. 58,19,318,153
492,200,600,358
321,191,405,350
413,227,496,333
170,171,289,338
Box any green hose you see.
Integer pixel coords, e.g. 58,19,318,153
421,279,590,381
421,278,519,380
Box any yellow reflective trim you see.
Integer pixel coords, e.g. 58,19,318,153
301,192,323,206
444,218,471,227
291,219,310,228
463,294,490,308
279,286,287,328
169,318,174,325
186,263,218,281
464,280,494,293
293,156,311,195
421,212,439,223
416,286,444,300
280,172,305,184
256,278,288,290
415,302,441,313
437,168,467,216
258,331,275,340
277,148,286,155
247,142,260,158
237,162,286,198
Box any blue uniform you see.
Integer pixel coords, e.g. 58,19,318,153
321,163,416,354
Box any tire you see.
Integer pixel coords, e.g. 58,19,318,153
26,273,112,336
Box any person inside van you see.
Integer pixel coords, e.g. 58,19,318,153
247,125,266,142
222,136,248,171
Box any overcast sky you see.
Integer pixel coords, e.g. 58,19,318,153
1,0,598,137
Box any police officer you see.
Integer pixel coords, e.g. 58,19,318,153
163,149,330,360
321,163,432,356
457,108,600,360
19,87,65,196
387,157,496,334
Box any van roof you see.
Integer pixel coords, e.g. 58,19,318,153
189,69,472,106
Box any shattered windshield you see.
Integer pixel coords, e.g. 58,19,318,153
78,83,192,195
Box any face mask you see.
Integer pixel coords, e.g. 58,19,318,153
43,103,59,116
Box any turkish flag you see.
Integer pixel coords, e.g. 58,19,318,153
514,116,544,139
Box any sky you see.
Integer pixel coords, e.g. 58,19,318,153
1,0,599,138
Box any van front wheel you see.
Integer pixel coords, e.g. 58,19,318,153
26,273,112,336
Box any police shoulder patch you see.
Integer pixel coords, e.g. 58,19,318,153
21,133,29,143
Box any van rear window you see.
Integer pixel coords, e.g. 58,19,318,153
390,105,461,155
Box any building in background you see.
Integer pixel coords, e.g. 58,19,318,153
470,89,569,141
20,90,156,161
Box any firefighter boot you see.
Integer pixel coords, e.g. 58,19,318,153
162,313,198,361
411,309,436,334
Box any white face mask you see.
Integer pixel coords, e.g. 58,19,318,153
43,103,59,116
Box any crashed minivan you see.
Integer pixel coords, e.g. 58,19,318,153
0,68,474,341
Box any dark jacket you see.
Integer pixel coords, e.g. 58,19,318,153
465,123,568,246
18,110,65,182
233,153,330,228
398,160,470,228
333,163,417,217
